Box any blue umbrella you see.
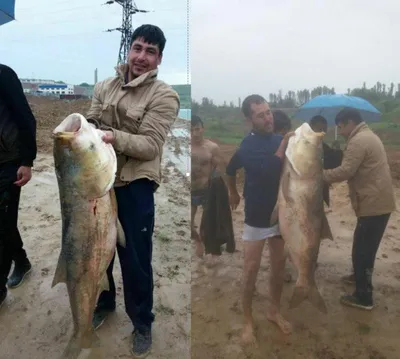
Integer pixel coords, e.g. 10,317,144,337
293,94,381,126
0,0,15,26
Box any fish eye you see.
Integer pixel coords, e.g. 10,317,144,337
89,143,96,150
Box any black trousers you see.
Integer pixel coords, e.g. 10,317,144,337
97,179,155,332
0,163,27,291
352,213,391,301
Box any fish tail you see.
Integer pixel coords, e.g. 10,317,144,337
60,330,101,359
289,282,327,314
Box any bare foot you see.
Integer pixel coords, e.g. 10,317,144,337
241,322,257,345
266,311,292,334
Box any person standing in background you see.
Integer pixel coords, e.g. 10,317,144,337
309,115,343,206
0,64,37,308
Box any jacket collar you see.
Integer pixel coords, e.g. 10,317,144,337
115,63,158,88
348,122,368,141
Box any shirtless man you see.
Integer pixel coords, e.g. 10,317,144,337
226,95,294,343
191,115,225,259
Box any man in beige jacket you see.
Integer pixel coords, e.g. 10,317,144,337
86,24,180,357
323,108,396,311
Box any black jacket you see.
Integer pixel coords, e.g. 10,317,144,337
322,142,343,206
0,64,37,167
200,176,236,255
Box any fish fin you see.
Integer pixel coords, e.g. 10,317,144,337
61,331,101,359
289,283,328,314
116,219,126,248
281,170,292,204
270,204,279,226
100,273,110,293
321,213,334,241
52,257,67,288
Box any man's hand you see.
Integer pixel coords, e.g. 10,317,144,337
283,131,295,144
14,166,32,186
102,130,115,144
229,191,240,210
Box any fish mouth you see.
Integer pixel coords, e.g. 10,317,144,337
53,114,84,140
314,131,326,137
52,131,76,140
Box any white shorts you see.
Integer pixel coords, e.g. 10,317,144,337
242,223,281,241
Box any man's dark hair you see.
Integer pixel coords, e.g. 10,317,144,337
335,107,363,126
241,94,266,118
273,110,291,133
310,115,328,127
130,24,166,54
191,115,203,127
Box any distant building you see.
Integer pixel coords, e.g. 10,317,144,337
74,85,94,98
37,84,74,95
20,78,56,85
22,83,39,94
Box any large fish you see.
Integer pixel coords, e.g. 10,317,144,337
52,113,125,358
272,122,333,314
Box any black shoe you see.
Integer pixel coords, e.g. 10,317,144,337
92,305,116,330
131,328,152,358
7,259,32,289
0,289,6,309
340,293,373,311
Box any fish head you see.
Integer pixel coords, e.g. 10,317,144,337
285,122,325,178
53,113,117,199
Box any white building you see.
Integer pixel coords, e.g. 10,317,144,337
20,78,56,85
37,84,74,95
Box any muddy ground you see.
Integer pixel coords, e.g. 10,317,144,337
191,142,400,359
0,97,191,359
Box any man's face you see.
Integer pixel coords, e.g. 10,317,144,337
191,124,204,142
248,102,273,133
128,37,162,77
311,122,327,133
337,120,356,139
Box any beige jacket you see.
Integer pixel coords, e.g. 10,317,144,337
323,122,396,217
86,64,180,189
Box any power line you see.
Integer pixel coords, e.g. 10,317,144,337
104,0,150,66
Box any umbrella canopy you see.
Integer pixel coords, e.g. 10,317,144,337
0,0,15,26
293,94,381,126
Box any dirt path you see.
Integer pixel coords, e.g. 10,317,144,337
0,117,191,358
191,156,400,359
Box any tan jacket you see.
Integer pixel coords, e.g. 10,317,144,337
323,122,396,217
86,64,180,189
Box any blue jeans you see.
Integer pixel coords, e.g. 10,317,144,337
97,178,155,332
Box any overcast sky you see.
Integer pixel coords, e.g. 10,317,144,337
0,0,189,85
191,0,400,105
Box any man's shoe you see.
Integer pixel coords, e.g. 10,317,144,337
131,328,152,358
7,260,32,289
341,273,355,285
0,289,7,310
92,305,116,330
340,293,373,311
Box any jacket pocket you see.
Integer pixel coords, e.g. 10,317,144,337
100,103,113,127
125,105,146,134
